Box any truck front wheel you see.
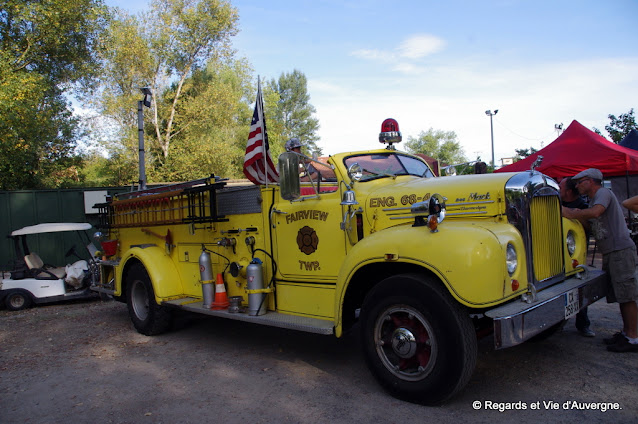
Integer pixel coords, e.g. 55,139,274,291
126,264,172,336
360,273,477,405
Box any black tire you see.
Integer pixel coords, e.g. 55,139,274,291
360,273,477,405
125,264,172,336
5,291,33,311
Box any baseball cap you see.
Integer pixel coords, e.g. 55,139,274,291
573,168,603,181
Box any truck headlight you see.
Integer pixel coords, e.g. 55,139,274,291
566,230,576,256
506,243,517,276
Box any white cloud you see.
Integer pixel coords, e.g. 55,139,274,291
350,33,446,75
350,49,393,62
397,34,445,59
310,57,638,164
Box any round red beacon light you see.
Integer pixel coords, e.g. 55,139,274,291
379,118,402,145
381,118,399,133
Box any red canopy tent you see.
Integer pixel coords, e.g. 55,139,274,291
495,120,638,179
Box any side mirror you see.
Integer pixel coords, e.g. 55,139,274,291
278,152,300,201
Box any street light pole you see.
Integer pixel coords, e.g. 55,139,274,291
485,109,498,167
138,87,152,191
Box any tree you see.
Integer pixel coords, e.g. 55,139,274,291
0,0,109,189
269,70,321,155
514,146,538,161
405,128,466,165
157,57,254,180
604,108,636,143
92,0,240,182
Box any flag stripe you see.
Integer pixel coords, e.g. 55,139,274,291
243,81,278,185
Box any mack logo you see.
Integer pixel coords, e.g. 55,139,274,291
286,210,329,224
468,192,490,201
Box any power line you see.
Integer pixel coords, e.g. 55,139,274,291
493,116,555,142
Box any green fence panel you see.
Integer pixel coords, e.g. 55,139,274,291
0,187,132,271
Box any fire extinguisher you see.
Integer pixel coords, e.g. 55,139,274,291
246,258,266,316
199,248,214,308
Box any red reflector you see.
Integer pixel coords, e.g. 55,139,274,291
511,279,520,291
381,118,399,132
356,214,364,241
572,259,579,268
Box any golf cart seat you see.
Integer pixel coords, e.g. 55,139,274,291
24,252,66,280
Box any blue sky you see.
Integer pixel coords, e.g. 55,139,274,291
105,0,638,164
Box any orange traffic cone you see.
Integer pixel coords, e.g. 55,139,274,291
211,273,230,310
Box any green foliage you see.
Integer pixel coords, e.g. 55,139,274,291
1,0,108,88
156,58,254,180
269,69,321,155
605,108,636,143
405,128,466,165
93,0,241,182
514,146,538,161
0,1,108,189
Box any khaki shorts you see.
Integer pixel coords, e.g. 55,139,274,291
604,246,638,303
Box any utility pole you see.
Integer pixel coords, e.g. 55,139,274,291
138,87,152,190
485,109,498,167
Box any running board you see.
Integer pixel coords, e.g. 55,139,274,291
163,298,334,335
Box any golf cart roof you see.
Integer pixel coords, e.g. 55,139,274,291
11,223,92,236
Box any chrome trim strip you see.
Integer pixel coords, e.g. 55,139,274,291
382,200,495,212
446,200,495,207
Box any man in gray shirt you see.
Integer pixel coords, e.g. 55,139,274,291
562,168,638,352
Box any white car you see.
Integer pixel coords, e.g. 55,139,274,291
1,223,100,311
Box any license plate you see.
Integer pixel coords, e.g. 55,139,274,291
564,288,580,319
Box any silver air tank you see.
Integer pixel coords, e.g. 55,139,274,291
246,258,266,316
199,249,214,308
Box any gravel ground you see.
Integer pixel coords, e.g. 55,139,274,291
1,291,637,424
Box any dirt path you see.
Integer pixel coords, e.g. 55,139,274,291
1,296,636,424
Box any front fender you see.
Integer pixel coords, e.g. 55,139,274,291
118,246,183,301
334,221,528,331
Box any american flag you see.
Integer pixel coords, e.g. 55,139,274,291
243,81,278,185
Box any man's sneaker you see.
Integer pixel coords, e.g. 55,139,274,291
603,332,626,345
577,327,595,337
607,337,638,353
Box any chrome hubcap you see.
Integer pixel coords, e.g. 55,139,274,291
374,305,437,381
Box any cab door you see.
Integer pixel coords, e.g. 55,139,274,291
272,189,345,318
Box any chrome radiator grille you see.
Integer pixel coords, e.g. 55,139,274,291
529,195,563,283
505,172,565,291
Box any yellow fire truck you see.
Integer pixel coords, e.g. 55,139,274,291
93,119,607,405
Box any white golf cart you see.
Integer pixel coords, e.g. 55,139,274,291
1,223,100,311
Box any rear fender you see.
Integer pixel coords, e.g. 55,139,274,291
118,246,182,301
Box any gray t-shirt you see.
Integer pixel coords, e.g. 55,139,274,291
589,187,634,254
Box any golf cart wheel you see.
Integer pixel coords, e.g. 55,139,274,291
5,290,33,311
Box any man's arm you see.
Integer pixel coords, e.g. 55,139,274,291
622,195,638,213
562,204,606,221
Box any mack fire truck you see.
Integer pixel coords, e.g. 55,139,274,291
93,119,608,405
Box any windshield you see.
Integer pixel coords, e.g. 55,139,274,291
344,153,435,181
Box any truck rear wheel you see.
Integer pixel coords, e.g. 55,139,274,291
360,273,477,405
126,264,172,336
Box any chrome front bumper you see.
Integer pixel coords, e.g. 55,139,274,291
485,266,608,349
